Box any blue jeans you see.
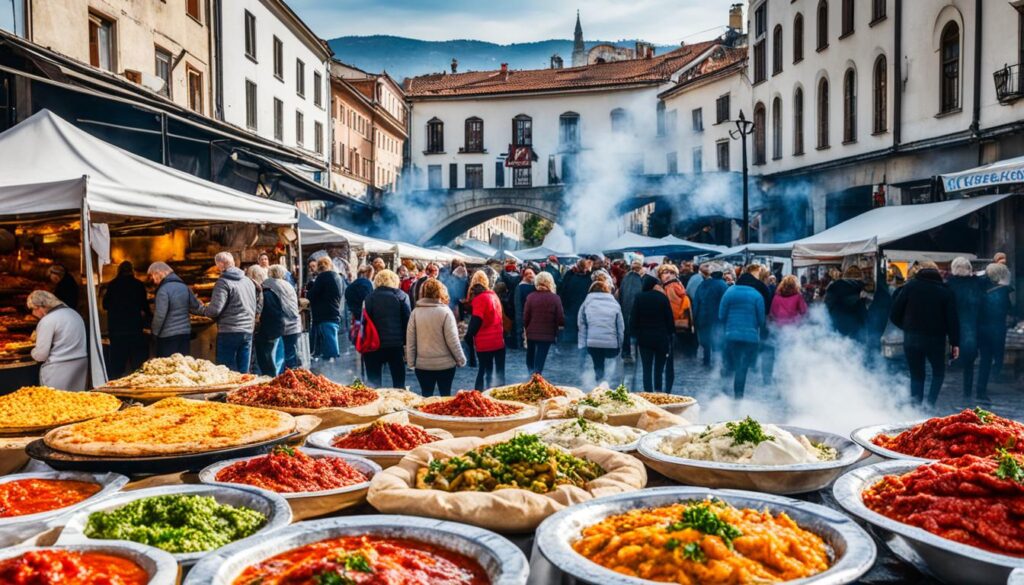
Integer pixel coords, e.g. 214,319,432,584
282,333,299,369
255,336,282,376
217,332,252,373
317,321,341,359
725,340,758,399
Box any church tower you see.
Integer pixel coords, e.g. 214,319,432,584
571,11,586,67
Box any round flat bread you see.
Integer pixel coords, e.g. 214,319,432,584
44,397,295,457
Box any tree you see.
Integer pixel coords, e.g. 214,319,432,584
521,215,553,246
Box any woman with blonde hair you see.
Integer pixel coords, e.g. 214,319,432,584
406,278,466,396
362,269,411,387
28,290,87,390
465,270,505,389
523,271,563,374
769,275,808,327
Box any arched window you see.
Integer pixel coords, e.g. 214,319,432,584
793,14,804,63
940,22,960,113
610,108,632,134
843,68,856,143
873,55,887,133
753,103,766,165
817,78,830,148
559,112,580,148
464,117,483,152
841,0,854,36
773,25,784,75
512,114,532,146
426,117,444,153
794,87,805,155
772,97,783,159
817,1,829,51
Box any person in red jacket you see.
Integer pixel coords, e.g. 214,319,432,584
466,270,506,390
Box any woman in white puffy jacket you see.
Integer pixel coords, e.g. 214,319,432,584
577,280,624,384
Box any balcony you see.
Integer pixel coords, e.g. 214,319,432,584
994,63,1024,104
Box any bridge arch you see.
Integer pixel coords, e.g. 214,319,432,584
414,186,565,246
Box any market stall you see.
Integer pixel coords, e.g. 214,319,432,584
0,110,298,388
603,232,726,258
298,213,395,277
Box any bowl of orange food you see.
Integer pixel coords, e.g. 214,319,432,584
0,543,178,585
535,486,875,585
182,515,529,585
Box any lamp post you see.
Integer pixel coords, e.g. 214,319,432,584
729,110,755,244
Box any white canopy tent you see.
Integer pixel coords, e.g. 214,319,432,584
711,243,794,259
941,155,1024,193
604,232,727,256
298,214,395,254
0,110,299,387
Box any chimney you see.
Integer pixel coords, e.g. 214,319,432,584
729,3,743,31
634,42,655,59
550,54,563,69
500,62,509,81
450,58,458,73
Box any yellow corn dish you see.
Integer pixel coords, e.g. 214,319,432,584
0,386,121,430
573,499,830,584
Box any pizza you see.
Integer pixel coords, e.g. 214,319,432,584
0,386,121,431
43,397,295,457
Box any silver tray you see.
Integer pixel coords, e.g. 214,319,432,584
534,486,875,585
0,542,179,585
183,515,529,585
850,421,935,463
306,424,449,459
197,447,381,499
638,424,864,494
56,483,292,566
509,418,645,452
833,460,1024,585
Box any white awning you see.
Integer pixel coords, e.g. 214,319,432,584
941,155,1024,192
298,214,395,254
604,232,727,255
711,243,795,259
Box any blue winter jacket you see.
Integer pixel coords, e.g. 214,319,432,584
694,274,728,328
719,284,765,344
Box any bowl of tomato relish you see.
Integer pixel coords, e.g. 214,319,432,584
0,542,178,585
183,515,528,585
307,422,453,467
0,471,127,546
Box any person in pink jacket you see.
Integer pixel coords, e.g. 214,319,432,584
769,275,809,326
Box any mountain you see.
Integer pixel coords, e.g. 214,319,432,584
327,36,680,82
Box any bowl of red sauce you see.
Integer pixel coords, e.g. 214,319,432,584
0,542,178,585
199,447,381,520
852,407,1024,463
182,515,529,585
307,421,454,467
407,390,539,438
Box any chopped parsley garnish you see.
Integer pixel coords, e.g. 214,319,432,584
725,417,774,446
313,571,355,585
995,448,1024,483
664,537,681,551
681,541,707,563
667,503,743,549
341,552,373,573
272,444,296,457
974,406,993,424
609,384,632,402
575,417,590,431
350,378,366,389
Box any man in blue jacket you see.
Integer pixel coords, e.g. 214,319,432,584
719,281,765,399
694,264,729,367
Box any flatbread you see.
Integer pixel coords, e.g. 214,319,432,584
44,397,295,457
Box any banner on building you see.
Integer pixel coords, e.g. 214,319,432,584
505,144,533,168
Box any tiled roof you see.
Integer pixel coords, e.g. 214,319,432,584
660,46,747,97
404,40,719,98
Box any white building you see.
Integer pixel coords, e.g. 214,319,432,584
213,0,332,170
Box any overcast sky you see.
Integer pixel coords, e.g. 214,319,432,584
288,0,741,45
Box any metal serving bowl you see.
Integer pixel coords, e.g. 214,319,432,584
833,460,1024,585
535,486,876,585
849,421,935,463
56,483,292,566
0,542,179,585
182,515,529,585
0,471,128,547
509,418,646,452
306,424,451,467
637,424,864,494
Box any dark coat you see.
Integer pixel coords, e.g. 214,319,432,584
364,286,412,349
102,273,150,336
630,275,675,352
825,278,867,338
559,268,592,324
514,282,535,323
694,273,728,328
736,272,772,314
152,273,200,338
889,269,960,346
946,275,984,352
308,270,343,324
979,284,1013,338
55,273,79,309
344,277,373,317
256,287,285,340
523,289,564,342
619,272,644,328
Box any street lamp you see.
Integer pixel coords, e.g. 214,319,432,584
729,110,755,244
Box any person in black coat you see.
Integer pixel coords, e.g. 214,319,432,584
825,266,868,341
49,264,79,310
946,257,984,399
559,260,592,342
307,257,344,360
977,263,1014,399
362,269,412,388
631,275,676,392
252,267,285,376
102,261,151,378
890,262,960,406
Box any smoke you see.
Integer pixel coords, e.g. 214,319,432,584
375,183,447,243
698,305,925,435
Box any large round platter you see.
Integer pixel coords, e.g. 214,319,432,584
198,447,381,520
100,376,271,402
0,542,179,585
306,424,453,467
631,393,698,417
833,460,1024,585
483,384,584,404
56,483,292,566
535,486,876,585
508,418,645,452
183,515,529,585
637,424,863,494
849,420,934,463
407,401,539,438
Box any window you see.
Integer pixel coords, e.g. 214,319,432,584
154,46,172,98
692,147,703,174
753,40,767,83
296,60,305,97
873,55,887,133
464,117,484,152
692,108,703,132
794,87,805,155
337,142,346,168
772,25,783,75
186,0,201,21
772,97,783,159
872,0,886,23
817,1,828,51
843,68,856,142
314,121,323,154
426,118,444,153
559,112,580,148
494,162,505,187
665,109,677,137
716,94,730,123
841,0,854,37
656,101,666,136
273,98,283,140
295,110,304,145
449,164,458,188
754,2,768,37
817,78,830,148
716,140,730,171
244,10,256,61
187,66,203,113
512,114,532,146
513,167,531,188
940,22,960,113
610,108,631,133
88,12,115,72
272,37,283,80
753,103,766,165
465,164,483,189
245,79,257,130
427,165,442,189
314,72,322,107
793,14,804,62
666,152,678,174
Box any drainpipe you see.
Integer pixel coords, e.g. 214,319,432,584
212,0,224,121
893,0,902,149
971,0,983,161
